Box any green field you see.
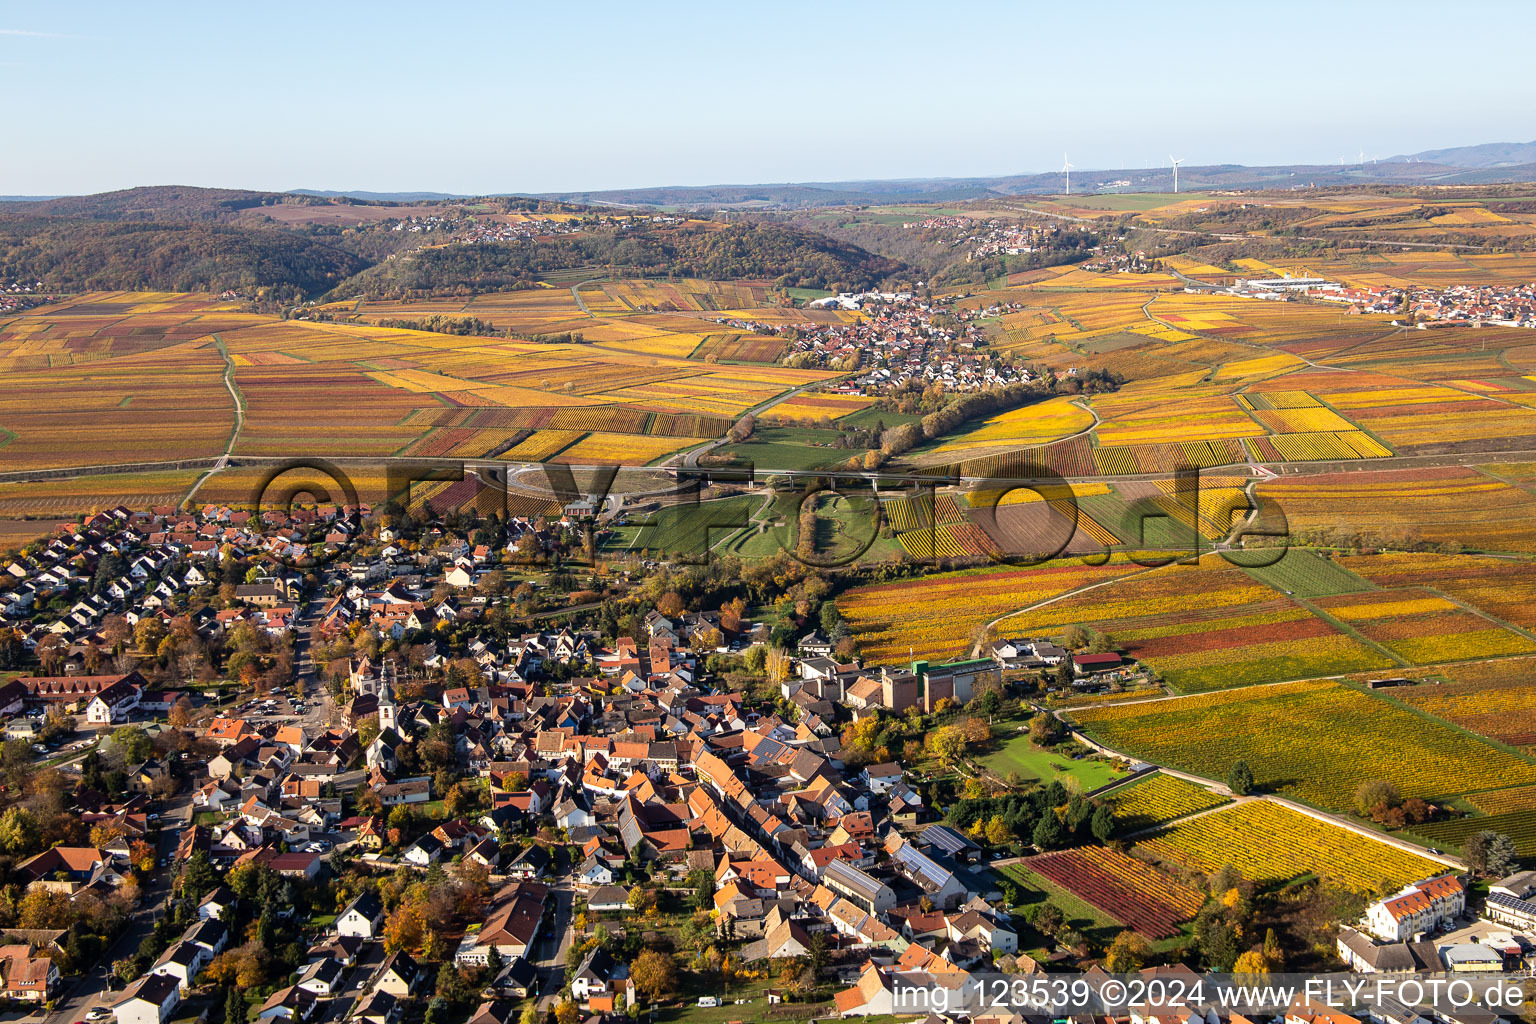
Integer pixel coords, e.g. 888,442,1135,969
838,405,922,430
1243,549,1373,598
714,426,862,472
623,494,762,558
980,726,1127,790
1051,192,1191,211
716,488,904,563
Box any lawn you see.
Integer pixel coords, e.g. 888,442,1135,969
714,426,862,473
979,725,1126,790
625,494,762,558
838,405,922,430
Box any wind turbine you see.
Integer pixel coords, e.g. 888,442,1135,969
1062,153,1073,195
1169,155,1183,194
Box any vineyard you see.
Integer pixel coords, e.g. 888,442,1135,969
0,289,836,473
1345,551,1536,630
1137,801,1446,893
1312,589,1536,665
1413,811,1536,858
1070,679,1536,811
1393,658,1536,751
1026,845,1205,939
993,555,1392,693
1107,773,1230,833
836,557,1150,664
1467,784,1536,816
895,522,995,560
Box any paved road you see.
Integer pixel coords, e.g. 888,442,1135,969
43,800,189,1024
317,943,387,1023
534,885,575,1008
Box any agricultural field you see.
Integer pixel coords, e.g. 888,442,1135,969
0,293,242,470
1137,800,1446,894
894,523,997,560
979,729,1126,790
1412,811,1536,858
1070,679,1536,812
926,395,1095,459
836,557,1155,665
1106,773,1230,834
1311,589,1536,665
0,468,202,518
763,390,876,424
622,494,762,558
549,431,708,466
0,289,836,473
1392,657,1536,753
712,426,864,473
1240,549,1373,599
994,555,1393,692
1342,551,1536,631
1466,783,1536,816
1026,845,1204,939
1257,467,1536,553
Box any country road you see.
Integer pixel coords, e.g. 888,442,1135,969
181,333,247,506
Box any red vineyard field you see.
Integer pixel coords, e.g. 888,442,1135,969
1027,845,1204,939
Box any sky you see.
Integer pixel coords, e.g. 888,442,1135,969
3,0,1534,197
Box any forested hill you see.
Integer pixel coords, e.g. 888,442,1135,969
0,220,370,298
0,186,905,301
0,185,308,222
327,220,906,298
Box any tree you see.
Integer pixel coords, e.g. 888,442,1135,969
1233,950,1271,978
554,1002,580,1024
1029,714,1061,746
168,697,194,730
179,851,218,903
224,985,245,1024
1032,811,1065,851
1227,760,1255,796
984,815,1012,847
1104,931,1151,972
630,949,678,1003
1031,902,1064,936
0,806,40,855
976,688,1003,717
1353,779,1402,817
1090,804,1116,844
111,725,154,764
1464,831,1518,877
129,839,157,874
925,725,967,769
1262,927,1284,971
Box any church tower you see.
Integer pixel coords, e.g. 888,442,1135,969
378,676,397,734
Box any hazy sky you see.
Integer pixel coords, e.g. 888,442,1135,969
3,0,1533,196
